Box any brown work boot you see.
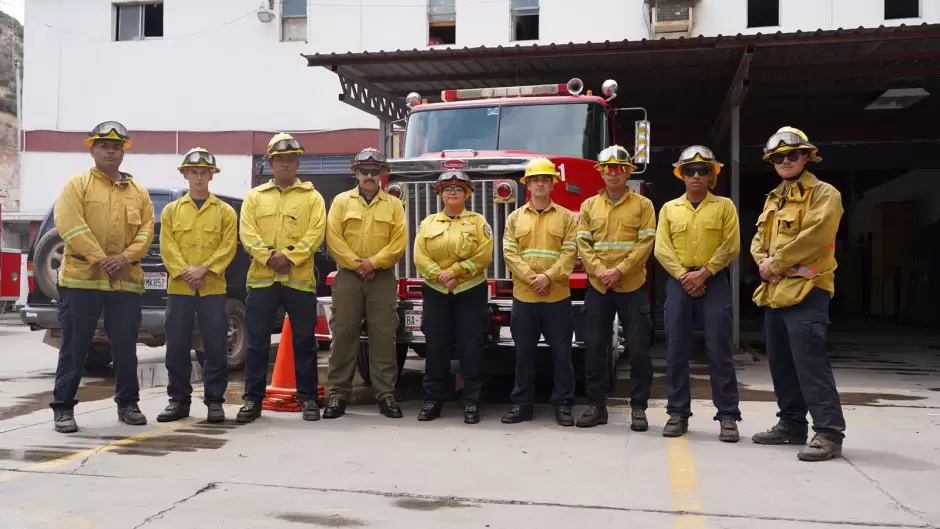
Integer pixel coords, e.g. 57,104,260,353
797,434,843,462
662,415,688,437
719,420,740,443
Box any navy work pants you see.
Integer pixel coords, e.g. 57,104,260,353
165,293,229,405
51,287,141,410
421,283,488,404
509,297,575,407
242,283,318,403
664,270,741,421
764,287,846,440
583,284,653,407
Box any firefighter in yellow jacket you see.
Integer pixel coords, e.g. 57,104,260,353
237,133,327,423
500,158,578,427
413,170,494,424
749,127,846,462
655,146,742,442
322,148,407,420
576,145,656,431
49,121,155,433
157,148,237,424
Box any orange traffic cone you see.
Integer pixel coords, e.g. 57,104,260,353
262,316,326,411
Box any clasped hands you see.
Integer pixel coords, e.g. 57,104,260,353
758,258,781,285
678,268,711,298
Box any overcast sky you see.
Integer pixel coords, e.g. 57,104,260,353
0,0,25,25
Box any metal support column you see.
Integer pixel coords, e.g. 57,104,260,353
730,104,741,349
378,119,389,155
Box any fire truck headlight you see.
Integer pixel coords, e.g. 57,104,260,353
493,180,517,204
387,183,405,201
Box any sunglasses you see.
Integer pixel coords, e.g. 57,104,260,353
600,165,629,176
441,186,466,194
770,151,804,165
681,165,710,178
358,167,383,177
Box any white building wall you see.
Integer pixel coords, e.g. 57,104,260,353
20,152,254,213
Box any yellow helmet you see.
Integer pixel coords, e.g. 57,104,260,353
178,147,220,174
673,145,722,189
84,121,132,149
520,157,559,184
267,132,305,157
594,145,637,172
762,126,822,163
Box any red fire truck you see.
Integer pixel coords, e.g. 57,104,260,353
316,78,652,387
0,202,24,310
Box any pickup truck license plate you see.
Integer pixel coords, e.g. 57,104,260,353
405,310,422,332
144,272,168,290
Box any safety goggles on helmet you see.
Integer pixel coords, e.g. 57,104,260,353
85,120,132,148
353,148,388,166
182,149,216,167
676,146,720,166
764,132,810,154
268,138,304,155
434,170,473,195
597,146,633,165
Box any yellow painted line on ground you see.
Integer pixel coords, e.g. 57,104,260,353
667,436,707,529
0,416,200,484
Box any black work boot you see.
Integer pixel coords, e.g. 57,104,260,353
630,408,649,432
501,405,534,424
302,399,321,421
117,403,147,425
719,419,740,443
417,401,443,421
576,404,608,428
236,400,262,423
53,409,78,434
378,396,403,419
555,405,575,427
322,395,347,419
464,404,480,424
157,402,191,423
751,421,808,445
798,434,843,462
206,403,225,424
662,415,689,437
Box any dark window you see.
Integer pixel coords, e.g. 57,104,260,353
428,0,456,45
114,3,163,41
511,0,539,41
747,0,779,28
885,0,919,19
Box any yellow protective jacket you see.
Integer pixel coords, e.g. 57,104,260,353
576,188,657,294
503,201,578,303
654,192,740,280
414,209,494,294
326,187,406,272
750,171,843,309
239,179,326,293
54,168,155,294
159,194,238,296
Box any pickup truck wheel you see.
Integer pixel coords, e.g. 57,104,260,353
34,228,65,301
84,344,113,369
357,343,409,387
194,298,247,371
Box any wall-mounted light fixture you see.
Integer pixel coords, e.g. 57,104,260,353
257,1,275,23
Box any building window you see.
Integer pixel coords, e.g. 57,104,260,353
281,0,307,42
511,0,539,41
428,0,456,46
746,0,779,28
114,2,164,41
885,0,919,19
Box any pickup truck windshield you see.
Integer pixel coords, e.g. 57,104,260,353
403,102,607,160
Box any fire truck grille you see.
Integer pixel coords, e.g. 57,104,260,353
395,179,521,281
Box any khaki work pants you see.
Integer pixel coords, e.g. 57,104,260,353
326,268,400,401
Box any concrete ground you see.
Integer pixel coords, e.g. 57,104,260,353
1,316,939,529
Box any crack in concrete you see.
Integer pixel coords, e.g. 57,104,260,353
843,454,934,527
130,482,217,529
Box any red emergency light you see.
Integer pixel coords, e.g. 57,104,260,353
441,78,583,102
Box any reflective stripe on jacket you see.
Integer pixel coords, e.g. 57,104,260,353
576,188,656,294
503,201,578,303
160,194,238,296
54,168,155,294
326,187,406,272
654,192,740,280
414,210,494,295
239,179,326,293
750,171,843,309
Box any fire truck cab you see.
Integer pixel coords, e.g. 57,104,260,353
316,78,652,388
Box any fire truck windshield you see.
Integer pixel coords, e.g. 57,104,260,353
403,102,608,160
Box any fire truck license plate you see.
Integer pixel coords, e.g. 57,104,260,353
405,310,422,332
144,272,167,290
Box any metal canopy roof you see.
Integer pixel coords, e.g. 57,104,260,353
304,23,940,148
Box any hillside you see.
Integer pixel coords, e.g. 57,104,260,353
0,10,22,212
